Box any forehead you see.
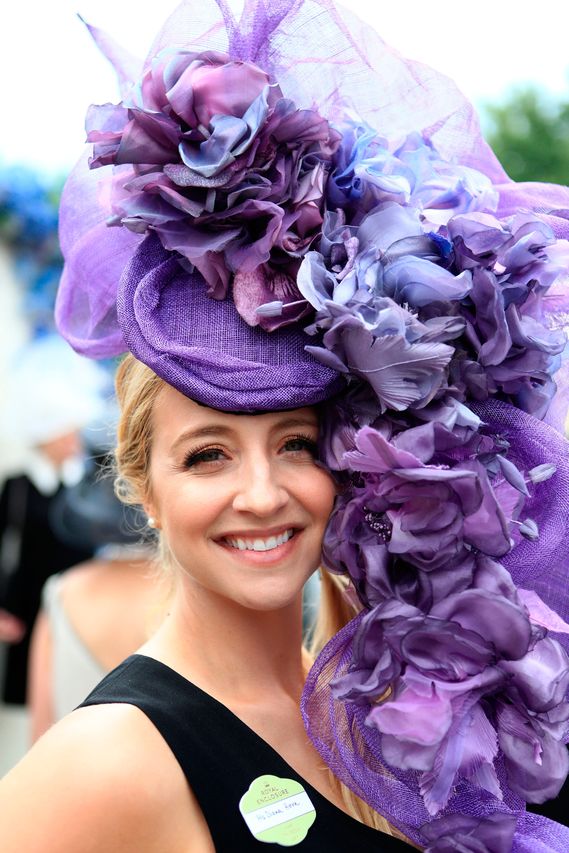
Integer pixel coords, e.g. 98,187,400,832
151,384,318,445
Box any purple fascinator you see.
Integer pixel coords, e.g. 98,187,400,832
118,232,342,410
56,1,569,850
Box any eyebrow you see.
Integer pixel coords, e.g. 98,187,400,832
170,415,318,454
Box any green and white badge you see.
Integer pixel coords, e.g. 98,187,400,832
239,774,317,846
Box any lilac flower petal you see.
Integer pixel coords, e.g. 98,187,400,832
432,590,531,660
472,556,518,602
517,588,569,633
460,462,511,556
448,211,510,256
466,269,513,366
498,704,569,802
420,701,499,814
501,636,569,712
357,202,423,252
341,325,454,412
346,425,422,472
400,621,493,680
422,812,518,853
296,252,339,309
382,256,472,307
367,683,453,749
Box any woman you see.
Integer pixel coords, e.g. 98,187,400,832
2,0,569,849
0,352,413,850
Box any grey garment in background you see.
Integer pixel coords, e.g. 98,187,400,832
302,571,321,641
0,699,28,777
42,574,106,721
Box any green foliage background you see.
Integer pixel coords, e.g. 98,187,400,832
482,87,569,185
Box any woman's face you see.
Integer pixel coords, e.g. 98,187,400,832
145,384,336,611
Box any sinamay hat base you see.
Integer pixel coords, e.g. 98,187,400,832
56,1,569,850
119,233,344,411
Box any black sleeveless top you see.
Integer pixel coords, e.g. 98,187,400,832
79,655,414,851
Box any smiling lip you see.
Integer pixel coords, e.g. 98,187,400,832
215,526,301,564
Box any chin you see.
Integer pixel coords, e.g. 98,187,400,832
229,577,308,613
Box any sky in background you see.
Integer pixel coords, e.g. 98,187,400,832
4,0,569,176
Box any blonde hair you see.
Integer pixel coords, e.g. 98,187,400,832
113,353,411,843
114,354,164,507
307,572,415,842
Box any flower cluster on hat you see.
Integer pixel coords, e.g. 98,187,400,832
86,48,340,304
285,122,569,818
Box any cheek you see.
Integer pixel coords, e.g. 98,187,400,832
301,468,337,526
154,479,228,538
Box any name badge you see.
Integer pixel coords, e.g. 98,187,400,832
239,774,316,846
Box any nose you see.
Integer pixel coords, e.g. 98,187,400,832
232,456,289,517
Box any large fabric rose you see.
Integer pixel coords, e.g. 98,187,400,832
321,418,531,611
87,48,340,303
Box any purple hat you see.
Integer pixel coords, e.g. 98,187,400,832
56,1,569,850
118,233,343,410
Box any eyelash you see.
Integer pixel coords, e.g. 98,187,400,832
182,433,318,469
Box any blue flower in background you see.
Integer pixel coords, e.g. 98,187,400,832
0,163,62,336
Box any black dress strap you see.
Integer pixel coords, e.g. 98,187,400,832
78,654,413,851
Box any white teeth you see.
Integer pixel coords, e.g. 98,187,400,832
225,529,294,552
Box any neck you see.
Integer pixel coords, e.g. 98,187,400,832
145,578,307,703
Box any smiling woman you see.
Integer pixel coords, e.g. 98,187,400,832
74,353,406,851
1,0,569,851
140,374,335,612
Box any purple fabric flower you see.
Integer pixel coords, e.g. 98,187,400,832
324,409,569,814
497,702,569,802
366,657,505,812
344,426,513,569
306,298,456,413
450,212,568,417
297,186,566,425
328,124,498,225
422,812,518,853
341,576,533,811
500,636,569,713
87,48,340,305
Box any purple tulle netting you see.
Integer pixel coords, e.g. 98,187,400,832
55,1,569,850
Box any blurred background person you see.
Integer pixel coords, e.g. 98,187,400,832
0,334,107,713
27,446,163,742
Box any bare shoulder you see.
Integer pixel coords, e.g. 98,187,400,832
61,558,122,593
62,557,157,603
0,703,197,853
